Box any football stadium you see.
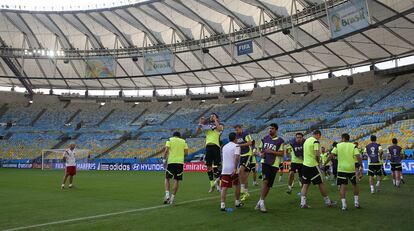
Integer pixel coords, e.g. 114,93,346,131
0,0,414,230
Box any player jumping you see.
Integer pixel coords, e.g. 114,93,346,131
196,113,223,193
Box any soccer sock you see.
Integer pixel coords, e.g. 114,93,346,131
354,195,359,206
370,185,375,192
288,185,292,190
323,196,331,204
301,196,307,206
259,199,264,206
235,200,241,206
221,202,225,209
170,194,175,202
341,198,347,209
376,181,381,187
392,179,396,185
241,184,246,193
210,180,215,187
165,191,170,198
396,180,400,187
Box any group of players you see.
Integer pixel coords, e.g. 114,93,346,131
161,112,406,212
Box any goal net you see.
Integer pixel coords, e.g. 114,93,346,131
41,149,91,170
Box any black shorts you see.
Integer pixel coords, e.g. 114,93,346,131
279,163,284,169
205,145,221,166
249,162,256,172
262,164,279,188
337,172,357,185
368,165,383,177
302,165,322,185
166,164,184,181
240,155,252,168
391,163,402,172
289,163,303,178
355,163,360,169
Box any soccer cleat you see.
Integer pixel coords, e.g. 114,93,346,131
341,207,347,211
326,201,337,208
68,184,73,188
61,184,65,190
286,189,292,195
169,197,175,205
163,197,170,204
355,204,361,209
220,207,226,212
300,204,311,209
208,186,214,193
235,202,244,208
241,192,250,201
253,181,259,186
258,204,267,213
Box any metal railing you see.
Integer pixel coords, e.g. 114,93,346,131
0,0,347,60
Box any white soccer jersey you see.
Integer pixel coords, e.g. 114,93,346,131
221,142,240,175
64,149,76,167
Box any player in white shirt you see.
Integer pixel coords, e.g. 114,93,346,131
61,143,77,189
220,132,243,211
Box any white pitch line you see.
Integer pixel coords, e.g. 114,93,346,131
3,185,287,231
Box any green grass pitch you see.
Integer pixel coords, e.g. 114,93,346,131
0,169,413,231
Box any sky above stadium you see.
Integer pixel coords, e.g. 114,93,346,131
0,0,148,11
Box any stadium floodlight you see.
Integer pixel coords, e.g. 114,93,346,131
168,101,172,105
28,100,33,104
134,102,140,105
201,100,206,103
235,98,240,101
100,102,105,106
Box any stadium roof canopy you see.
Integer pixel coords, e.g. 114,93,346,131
0,0,413,92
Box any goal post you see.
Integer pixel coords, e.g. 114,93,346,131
41,149,91,170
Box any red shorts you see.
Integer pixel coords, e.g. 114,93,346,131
220,174,239,188
66,166,76,176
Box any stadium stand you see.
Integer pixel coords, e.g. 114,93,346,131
0,71,413,161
